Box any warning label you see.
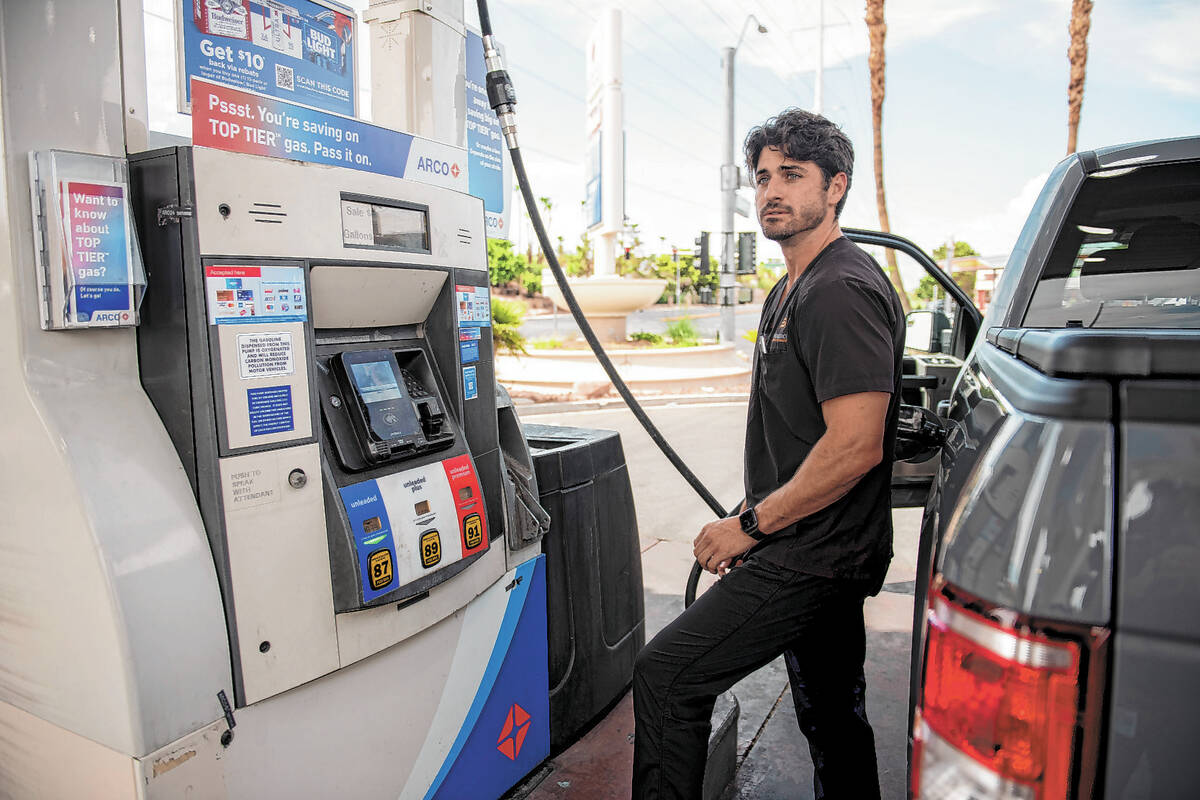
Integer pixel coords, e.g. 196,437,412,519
238,332,295,379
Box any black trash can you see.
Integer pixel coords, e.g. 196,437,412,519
523,423,646,753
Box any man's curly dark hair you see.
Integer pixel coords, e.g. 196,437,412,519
743,108,854,217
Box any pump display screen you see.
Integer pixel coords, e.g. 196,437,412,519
350,360,403,402
341,199,430,253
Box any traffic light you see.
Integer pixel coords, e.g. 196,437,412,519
736,232,757,274
694,232,710,274
624,246,632,260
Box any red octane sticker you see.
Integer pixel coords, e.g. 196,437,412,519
442,454,488,556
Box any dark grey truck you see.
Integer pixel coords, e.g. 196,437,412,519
856,134,1200,800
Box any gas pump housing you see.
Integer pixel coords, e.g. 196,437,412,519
130,144,516,706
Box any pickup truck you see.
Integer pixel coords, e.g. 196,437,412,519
856,134,1200,800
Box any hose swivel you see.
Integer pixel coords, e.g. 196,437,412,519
482,34,519,149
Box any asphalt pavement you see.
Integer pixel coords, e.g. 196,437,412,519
521,399,919,800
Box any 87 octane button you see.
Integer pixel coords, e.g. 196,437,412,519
367,549,394,591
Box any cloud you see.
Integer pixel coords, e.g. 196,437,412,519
955,171,1050,257
736,0,1009,76
1095,1,1200,97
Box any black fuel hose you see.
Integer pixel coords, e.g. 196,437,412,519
475,0,720,607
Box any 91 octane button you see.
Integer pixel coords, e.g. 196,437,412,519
420,530,442,568
463,513,483,549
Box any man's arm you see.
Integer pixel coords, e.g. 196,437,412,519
692,391,890,574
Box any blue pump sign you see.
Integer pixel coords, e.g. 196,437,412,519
181,0,357,117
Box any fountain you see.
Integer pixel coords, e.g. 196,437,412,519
497,7,749,399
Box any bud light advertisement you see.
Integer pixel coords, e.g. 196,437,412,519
182,0,356,117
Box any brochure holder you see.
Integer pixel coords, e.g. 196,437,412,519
28,150,146,330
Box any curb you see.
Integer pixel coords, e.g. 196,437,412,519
515,392,750,416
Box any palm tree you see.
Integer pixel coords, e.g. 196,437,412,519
865,0,911,313
1066,0,1093,154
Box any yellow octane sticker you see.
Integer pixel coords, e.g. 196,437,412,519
367,549,394,591
420,530,442,569
463,513,483,549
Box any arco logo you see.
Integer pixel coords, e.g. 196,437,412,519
496,703,531,761
415,157,460,178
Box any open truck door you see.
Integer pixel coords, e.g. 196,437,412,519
840,230,983,509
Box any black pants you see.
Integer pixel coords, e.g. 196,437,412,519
632,557,880,800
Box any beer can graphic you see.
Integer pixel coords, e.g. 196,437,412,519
194,0,251,41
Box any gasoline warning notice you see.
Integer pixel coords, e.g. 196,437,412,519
60,180,135,325
237,331,294,379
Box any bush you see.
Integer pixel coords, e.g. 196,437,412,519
665,316,700,346
488,238,544,296
629,330,663,345
491,296,527,355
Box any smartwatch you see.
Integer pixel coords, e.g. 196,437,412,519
738,506,765,541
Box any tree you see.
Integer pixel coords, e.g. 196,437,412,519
931,241,980,261
929,241,980,300
1067,0,1094,154
865,0,912,314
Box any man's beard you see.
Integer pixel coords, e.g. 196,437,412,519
759,201,827,242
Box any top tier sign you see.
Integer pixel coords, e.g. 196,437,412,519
180,0,357,118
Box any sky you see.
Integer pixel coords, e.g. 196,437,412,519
144,0,1199,286
458,0,1200,283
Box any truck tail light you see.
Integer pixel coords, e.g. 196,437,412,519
912,592,1081,800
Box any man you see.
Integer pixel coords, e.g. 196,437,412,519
632,108,904,800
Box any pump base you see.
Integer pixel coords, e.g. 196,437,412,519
504,689,739,800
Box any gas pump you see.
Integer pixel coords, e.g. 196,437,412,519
125,144,550,795
0,0,651,796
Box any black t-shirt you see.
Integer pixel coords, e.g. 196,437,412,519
743,236,905,589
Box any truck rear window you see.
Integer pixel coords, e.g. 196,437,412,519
1023,160,1200,329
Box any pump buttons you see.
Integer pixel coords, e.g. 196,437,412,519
288,469,307,489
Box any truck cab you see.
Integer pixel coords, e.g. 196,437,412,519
874,135,1200,799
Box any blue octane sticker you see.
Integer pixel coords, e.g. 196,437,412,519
339,479,398,602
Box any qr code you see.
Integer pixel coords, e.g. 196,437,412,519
275,63,294,91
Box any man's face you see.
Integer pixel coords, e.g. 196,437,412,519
753,147,844,242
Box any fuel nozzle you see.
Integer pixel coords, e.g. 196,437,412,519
482,35,519,150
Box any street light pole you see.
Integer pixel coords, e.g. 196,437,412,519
720,15,767,344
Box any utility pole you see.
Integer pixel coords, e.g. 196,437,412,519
721,15,767,343
815,0,824,114
793,1,848,117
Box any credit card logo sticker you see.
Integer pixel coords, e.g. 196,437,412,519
367,548,394,591
420,530,442,568
463,513,483,550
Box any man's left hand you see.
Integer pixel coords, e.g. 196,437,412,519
693,517,757,575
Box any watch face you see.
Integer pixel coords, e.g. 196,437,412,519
739,507,757,533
